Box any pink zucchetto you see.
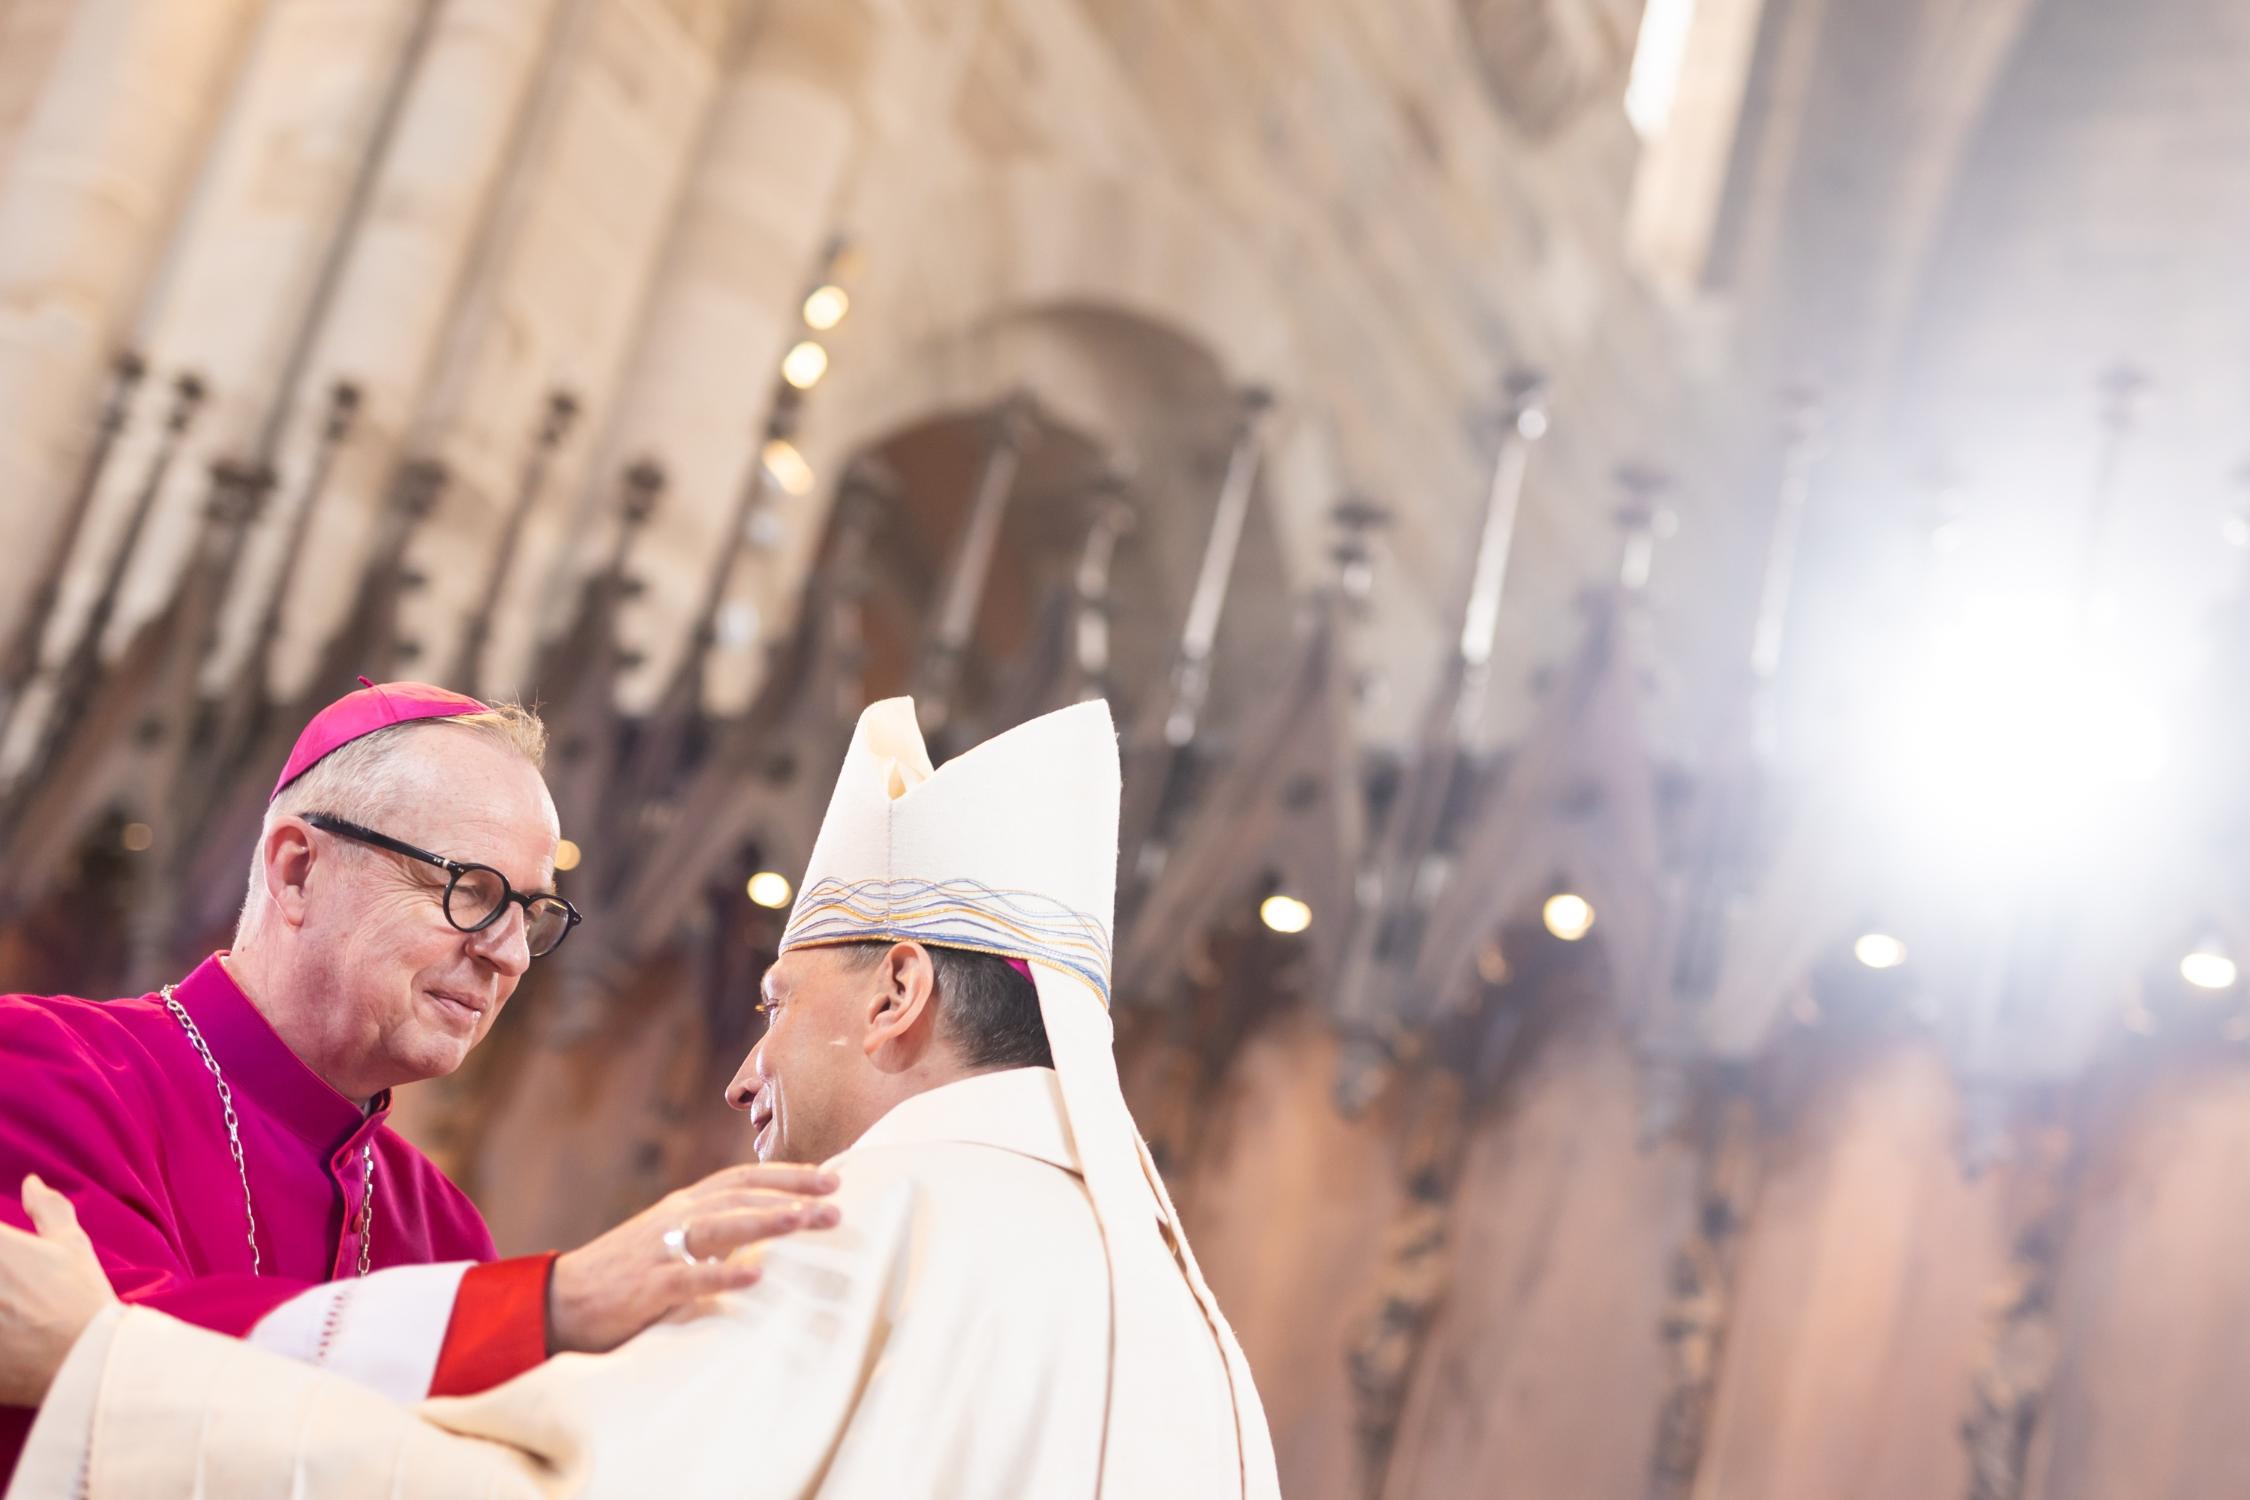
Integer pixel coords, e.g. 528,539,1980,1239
270,677,489,802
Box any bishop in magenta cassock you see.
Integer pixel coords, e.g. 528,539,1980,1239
0,680,833,1486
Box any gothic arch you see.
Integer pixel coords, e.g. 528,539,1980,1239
787,164,1333,573
820,163,1298,432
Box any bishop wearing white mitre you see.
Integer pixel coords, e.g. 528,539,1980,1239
8,698,1281,1499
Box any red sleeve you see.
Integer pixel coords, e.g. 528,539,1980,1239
428,1251,559,1396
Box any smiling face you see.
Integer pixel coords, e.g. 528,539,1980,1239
727,946,888,1165
264,726,560,1101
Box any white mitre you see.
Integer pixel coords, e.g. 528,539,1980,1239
782,697,1277,1498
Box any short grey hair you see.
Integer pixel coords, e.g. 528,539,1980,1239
238,702,548,940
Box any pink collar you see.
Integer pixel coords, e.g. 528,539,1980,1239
167,954,392,1150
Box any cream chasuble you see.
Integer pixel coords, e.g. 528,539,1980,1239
15,1068,1233,1498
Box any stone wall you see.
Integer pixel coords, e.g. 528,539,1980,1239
0,0,1704,755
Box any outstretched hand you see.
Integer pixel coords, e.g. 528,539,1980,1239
546,1161,840,1355
0,1175,117,1405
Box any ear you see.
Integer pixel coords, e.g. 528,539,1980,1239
862,942,939,1065
261,816,320,930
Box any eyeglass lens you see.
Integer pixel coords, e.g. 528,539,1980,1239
443,867,574,957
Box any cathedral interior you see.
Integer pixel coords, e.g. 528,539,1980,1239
6,0,2250,1494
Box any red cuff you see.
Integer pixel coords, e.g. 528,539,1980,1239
428,1252,557,1397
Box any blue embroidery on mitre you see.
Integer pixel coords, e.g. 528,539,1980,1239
782,876,1113,1002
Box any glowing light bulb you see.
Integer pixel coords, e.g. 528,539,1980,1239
1854,933,1907,970
747,872,794,910
2182,950,2238,992
762,438,814,497
1259,894,1312,934
802,285,850,331
1543,892,1594,942
781,341,829,390
554,838,583,872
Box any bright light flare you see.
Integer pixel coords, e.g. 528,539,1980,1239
1625,0,1699,140
761,438,814,496
780,341,829,390
1855,591,2173,880
1543,892,1595,942
1260,894,1313,934
747,871,794,909
802,285,849,331
554,838,582,873
1854,933,1907,970
2182,950,2238,992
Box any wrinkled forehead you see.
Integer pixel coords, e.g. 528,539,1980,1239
373,731,558,864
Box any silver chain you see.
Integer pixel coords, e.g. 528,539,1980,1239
163,984,375,1279
355,1140,375,1276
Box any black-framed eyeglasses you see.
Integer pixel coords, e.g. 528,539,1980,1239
304,813,583,958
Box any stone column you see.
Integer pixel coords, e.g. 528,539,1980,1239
202,0,569,695
383,0,738,696
594,0,870,714
0,0,261,649
0,0,77,170
42,0,427,664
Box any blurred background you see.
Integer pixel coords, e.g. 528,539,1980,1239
2,0,2249,1494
